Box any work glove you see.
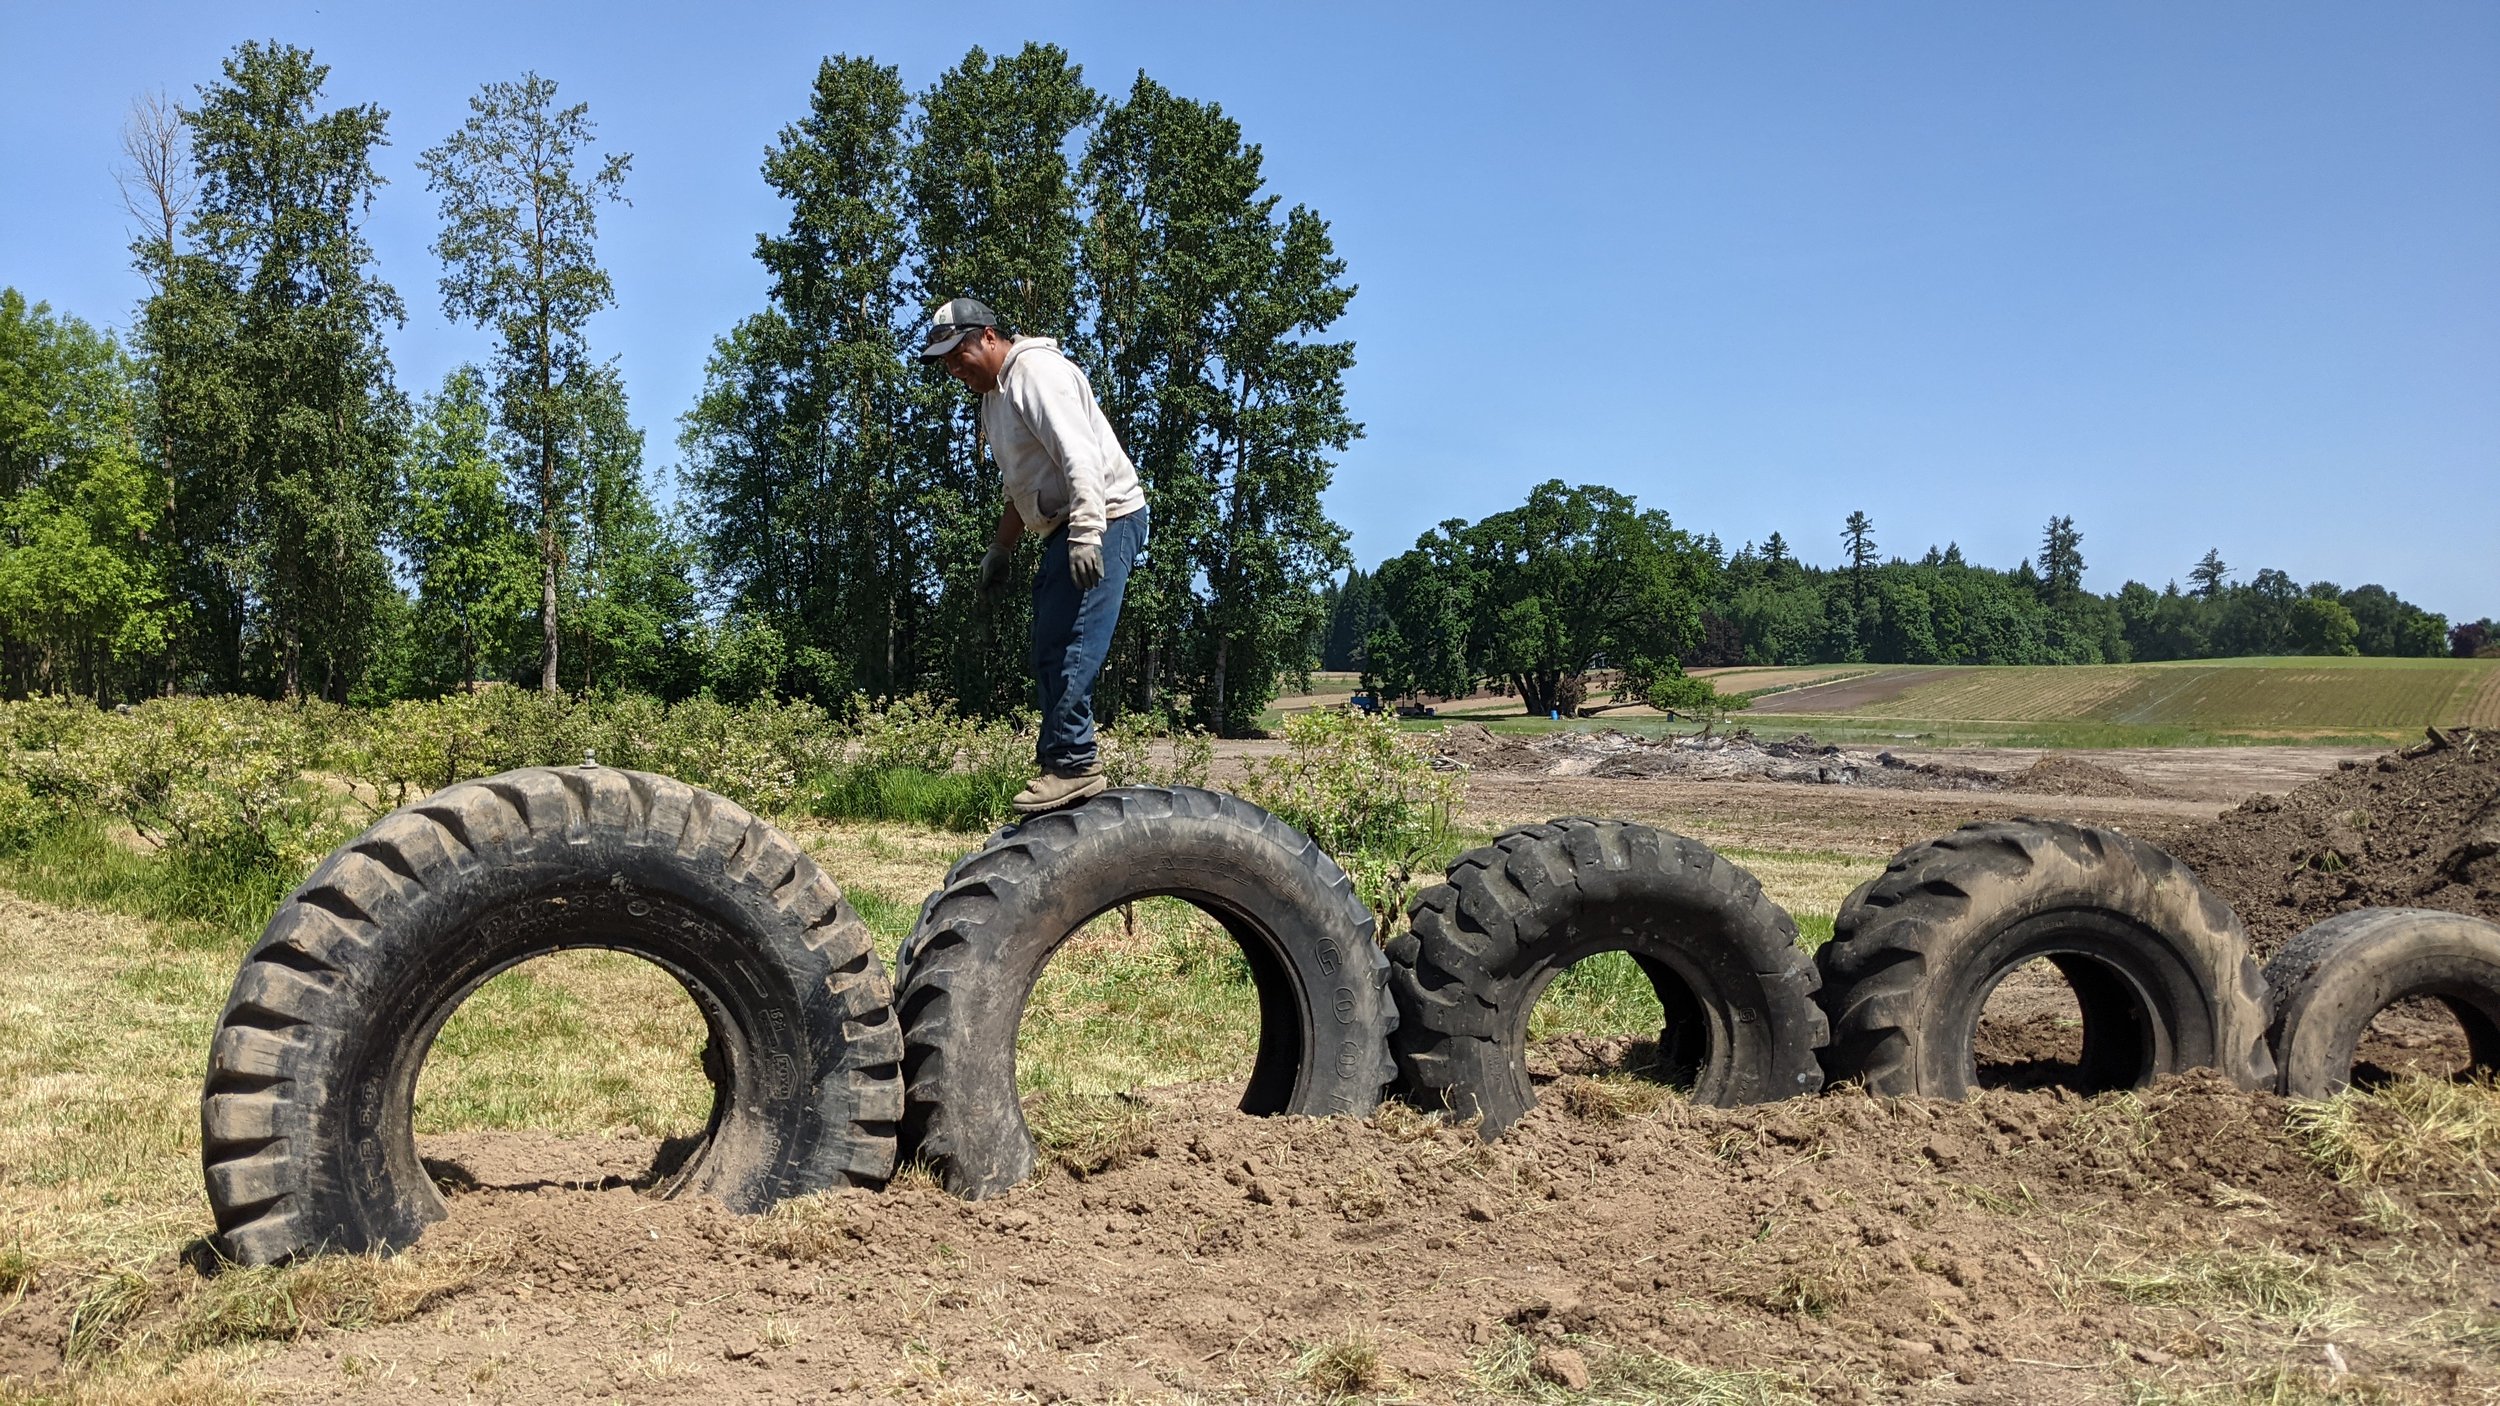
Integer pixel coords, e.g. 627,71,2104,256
977,544,1011,596
1068,541,1105,593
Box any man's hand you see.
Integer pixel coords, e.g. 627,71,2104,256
977,544,1011,596
1069,541,1104,592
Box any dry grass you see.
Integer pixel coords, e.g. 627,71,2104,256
1547,1074,1677,1123
734,1191,864,1262
110,1241,500,1360
1469,1328,1809,1405
1022,1089,1156,1176
2098,1242,2353,1340
2120,1366,2399,1405
0,1363,255,1405
1296,1329,1382,1400
2288,1073,2500,1202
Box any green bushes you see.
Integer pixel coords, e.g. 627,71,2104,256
1239,707,1462,923
329,689,842,816
0,692,1471,922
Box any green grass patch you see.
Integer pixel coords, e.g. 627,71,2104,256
1015,897,1264,1096
809,762,1022,834
0,819,296,951
414,953,712,1139
1532,951,1666,1041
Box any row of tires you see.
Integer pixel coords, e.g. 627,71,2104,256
198,768,2500,1266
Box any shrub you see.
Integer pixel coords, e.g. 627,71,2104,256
1629,665,1749,733
0,776,49,855
1238,707,1462,924
36,697,339,870
329,691,845,818
1100,716,1214,789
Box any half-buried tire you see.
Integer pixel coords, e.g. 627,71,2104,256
201,765,903,1266
1816,819,2273,1099
2263,908,2500,1099
1386,819,1827,1140
894,786,1396,1199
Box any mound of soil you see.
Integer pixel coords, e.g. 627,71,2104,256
1434,725,2005,792
2166,728,2500,956
2001,753,2148,798
27,1070,2488,1403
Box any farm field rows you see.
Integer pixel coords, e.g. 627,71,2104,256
1312,658,2497,745
1845,656,2500,731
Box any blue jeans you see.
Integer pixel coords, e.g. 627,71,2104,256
1032,506,1148,772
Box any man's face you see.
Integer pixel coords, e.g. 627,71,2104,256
941,327,1008,394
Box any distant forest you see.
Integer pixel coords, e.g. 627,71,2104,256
1321,487,2490,700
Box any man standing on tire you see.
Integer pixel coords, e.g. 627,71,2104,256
922,297,1150,814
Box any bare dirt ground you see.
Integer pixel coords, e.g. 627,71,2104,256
16,1072,2492,1406
1425,741,2376,861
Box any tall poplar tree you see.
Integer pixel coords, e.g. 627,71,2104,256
1078,75,1358,733
906,44,1099,711
685,55,916,700
157,41,404,700
419,74,630,693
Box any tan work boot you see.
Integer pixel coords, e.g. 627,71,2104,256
1011,764,1106,814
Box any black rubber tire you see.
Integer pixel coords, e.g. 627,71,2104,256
200,765,903,1266
2263,908,2500,1099
1817,818,2273,1099
894,786,1396,1199
1385,819,1827,1139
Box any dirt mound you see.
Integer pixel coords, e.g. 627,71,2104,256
2002,753,2148,798
1434,726,2005,792
20,1069,2493,1403
2167,728,2500,956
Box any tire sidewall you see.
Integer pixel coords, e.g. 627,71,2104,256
2270,912,2500,1098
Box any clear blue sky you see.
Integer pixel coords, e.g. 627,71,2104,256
5,2,2493,621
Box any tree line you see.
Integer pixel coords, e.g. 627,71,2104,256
1327,481,2483,712
0,40,1357,736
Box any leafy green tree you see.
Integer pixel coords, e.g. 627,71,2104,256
2213,568,2301,655
906,44,1099,713
419,73,631,693
1840,509,1878,611
1372,482,1710,717
684,56,916,702
2339,583,2447,658
1365,521,1475,701
1077,75,1358,734
398,367,532,692
563,365,698,697
157,41,404,701
2036,515,2084,598
2290,594,2360,656
0,291,179,699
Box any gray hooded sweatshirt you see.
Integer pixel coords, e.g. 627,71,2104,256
982,337,1146,549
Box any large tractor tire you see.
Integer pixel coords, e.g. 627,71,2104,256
1387,819,1826,1139
1817,819,2273,1098
2263,908,2500,1099
200,766,903,1266
894,786,1395,1199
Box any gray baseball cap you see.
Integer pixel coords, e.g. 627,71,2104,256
918,297,998,360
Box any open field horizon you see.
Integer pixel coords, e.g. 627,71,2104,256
1276,655,2500,749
